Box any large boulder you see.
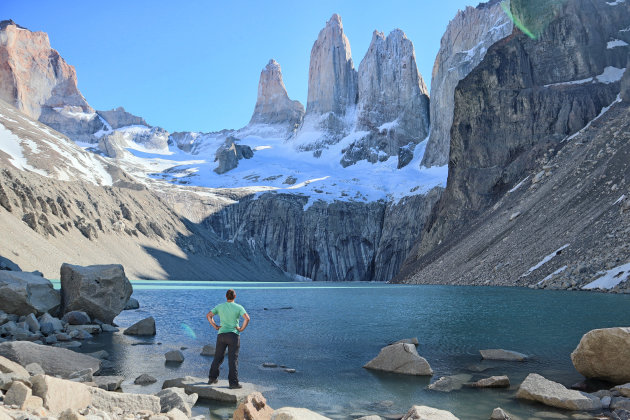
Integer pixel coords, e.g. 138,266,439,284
0,355,30,377
156,388,198,417
233,392,273,420
123,316,156,336
60,263,133,324
271,407,331,420
0,341,100,377
38,313,64,335
515,373,602,411
31,375,92,415
363,343,433,375
0,271,60,315
89,387,161,414
571,327,630,384
401,405,459,420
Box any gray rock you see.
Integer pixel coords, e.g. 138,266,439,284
99,324,118,333
621,60,630,103
389,337,419,347
123,317,156,336
60,263,133,325
480,349,528,362
123,298,139,310
161,376,256,404
0,271,60,316
61,311,91,326
134,374,157,385
0,341,100,377
156,388,197,417
4,381,31,408
44,335,57,345
615,384,630,398
38,314,63,335
92,376,123,391
25,363,45,376
165,351,184,363
0,355,30,377
516,373,602,411
363,343,433,376
602,396,612,409
55,333,71,342
31,375,92,415
24,314,39,333
89,387,161,414
490,407,511,420
96,107,148,130
68,369,93,382
471,375,510,388
65,325,101,335
401,405,459,420
86,351,109,360
612,398,630,411
200,344,215,356
572,327,630,384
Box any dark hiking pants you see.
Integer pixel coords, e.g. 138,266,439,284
208,332,240,385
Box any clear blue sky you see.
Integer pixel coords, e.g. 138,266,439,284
4,0,478,133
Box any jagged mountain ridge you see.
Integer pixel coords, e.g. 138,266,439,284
398,0,630,291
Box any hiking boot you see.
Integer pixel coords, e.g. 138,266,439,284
229,383,242,389
207,378,218,385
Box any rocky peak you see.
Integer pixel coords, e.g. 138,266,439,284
249,59,304,129
306,13,358,115
0,20,92,120
421,0,513,168
346,28,430,167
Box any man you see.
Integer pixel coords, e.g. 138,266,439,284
206,289,250,389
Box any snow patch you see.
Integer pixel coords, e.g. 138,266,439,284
565,95,622,142
522,244,570,277
596,66,626,84
582,261,630,289
0,124,48,176
614,194,626,205
537,265,568,285
607,0,626,5
508,176,530,193
378,119,399,131
607,39,629,49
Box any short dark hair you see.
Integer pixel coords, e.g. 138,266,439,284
226,289,236,300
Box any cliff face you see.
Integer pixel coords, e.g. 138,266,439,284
421,0,513,168
400,0,630,280
249,59,304,132
344,29,430,168
97,107,149,130
205,188,441,282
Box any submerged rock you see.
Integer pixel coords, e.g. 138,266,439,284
571,327,630,384
363,343,433,376
428,374,472,392
401,405,459,420
135,373,157,385
515,373,602,411
480,349,528,362
165,350,184,363
60,263,133,324
470,376,510,388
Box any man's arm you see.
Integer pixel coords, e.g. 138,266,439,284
206,311,220,331
237,313,250,332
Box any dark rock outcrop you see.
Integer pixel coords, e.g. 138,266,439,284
214,137,254,174
401,0,630,280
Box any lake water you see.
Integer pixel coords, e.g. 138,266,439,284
78,282,630,419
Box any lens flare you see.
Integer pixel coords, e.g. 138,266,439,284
181,323,197,339
501,0,567,40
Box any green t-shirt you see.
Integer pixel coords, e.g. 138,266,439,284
211,302,247,335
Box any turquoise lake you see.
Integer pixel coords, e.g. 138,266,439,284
69,281,630,419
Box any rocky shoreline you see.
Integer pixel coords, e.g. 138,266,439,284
0,264,629,419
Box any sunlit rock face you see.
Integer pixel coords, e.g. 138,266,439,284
97,107,149,130
342,29,430,168
249,59,304,131
421,0,513,168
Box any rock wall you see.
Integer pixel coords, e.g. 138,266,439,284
97,107,148,130
343,29,430,168
421,0,513,168
401,0,630,277
205,189,441,282
249,59,304,131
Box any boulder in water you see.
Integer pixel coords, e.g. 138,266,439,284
123,317,156,336
515,373,602,411
480,349,528,361
0,271,60,316
363,343,433,376
571,327,630,384
401,405,459,420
